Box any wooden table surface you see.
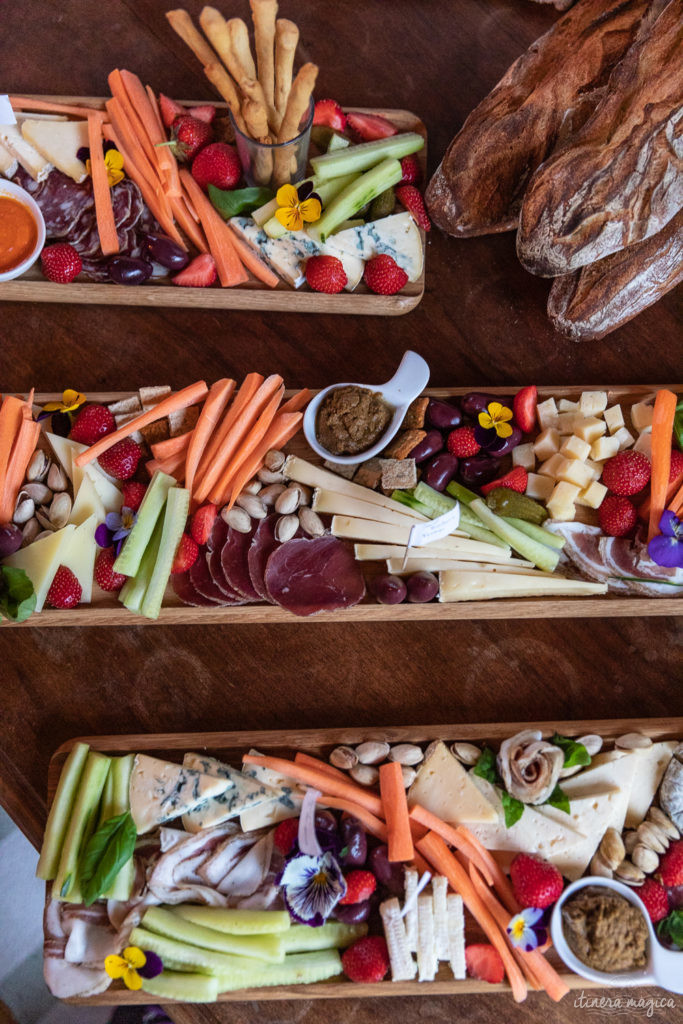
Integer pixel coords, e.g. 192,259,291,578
1,1,681,1021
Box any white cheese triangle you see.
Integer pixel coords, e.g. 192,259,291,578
21,119,89,183
46,433,86,484
622,742,677,827
61,514,98,604
130,754,229,834
85,465,123,516
0,124,52,180
560,751,636,799
407,741,498,826
181,752,279,833
3,524,76,612
70,473,105,527
0,140,18,178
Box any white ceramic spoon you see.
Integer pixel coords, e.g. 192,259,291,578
302,350,431,465
550,876,683,993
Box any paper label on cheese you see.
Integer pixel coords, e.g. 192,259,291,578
403,505,461,567
0,95,16,126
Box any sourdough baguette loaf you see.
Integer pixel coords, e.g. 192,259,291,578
518,0,683,277
547,212,683,341
425,0,656,238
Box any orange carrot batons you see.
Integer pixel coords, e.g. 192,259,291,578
88,114,119,255
648,389,678,541
380,761,414,863
184,378,235,497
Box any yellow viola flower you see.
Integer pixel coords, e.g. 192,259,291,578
479,401,514,438
86,147,125,188
274,182,322,232
42,389,87,414
104,946,147,991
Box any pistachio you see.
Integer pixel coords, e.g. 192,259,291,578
274,514,299,543
21,518,41,546
401,765,417,788
424,740,440,760
264,449,285,472
589,851,613,879
13,493,35,525
615,732,653,751
388,743,424,766
260,483,287,507
623,830,639,855
614,859,645,886
599,827,626,871
632,843,659,874
577,734,603,757
647,807,679,840
49,492,72,529
275,486,301,515
636,821,668,854
350,763,379,787
242,479,263,496
451,742,481,766
47,463,68,492
329,746,357,770
355,741,390,765
298,507,325,537
290,483,312,506
21,482,52,504
35,507,55,532
236,493,267,519
222,506,252,533
257,466,285,485
26,449,50,482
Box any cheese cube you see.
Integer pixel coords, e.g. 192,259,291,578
533,428,561,460
579,391,608,416
558,459,594,489
512,443,535,471
613,426,635,451
631,402,654,431
560,434,591,461
591,435,620,461
576,480,608,509
557,412,578,434
634,432,653,458
558,399,579,413
538,453,569,478
526,473,554,501
603,405,625,435
547,481,580,521
536,397,558,430
574,417,607,444
584,459,602,481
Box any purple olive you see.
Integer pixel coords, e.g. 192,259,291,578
372,574,407,605
423,452,459,492
0,524,23,557
406,571,439,603
427,399,461,430
145,232,190,271
461,392,512,418
408,429,444,464
108,256,153,286
314,810,338,833
459,455,501,486
369,844,405,895
340,820,367,867
332,899,372,924
484,425,523,457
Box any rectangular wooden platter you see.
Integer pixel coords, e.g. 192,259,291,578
49,715,682,1005
0,97,425,315
7,384,680,627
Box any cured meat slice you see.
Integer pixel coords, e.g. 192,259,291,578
208,516,246,603
171,569,222,607
189,550,231,605
247,514,281,603
264,535,366,616
599,537,683,597
221,524,261,602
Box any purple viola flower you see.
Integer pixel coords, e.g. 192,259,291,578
95,522,113,548
105,507,137,554
506,906,548,952
648,510,683,569
280,850,347,927
138,950,164,980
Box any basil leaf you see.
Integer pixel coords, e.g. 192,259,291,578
209,185,275,219
0,566,36,622
545,784,570,815
79,811,137,906
500,791,525,828
657,909,683,949
552,732,591,770
473,747,499,785
60,874,72,899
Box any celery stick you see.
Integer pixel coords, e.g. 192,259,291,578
36,742,89,881
282,921,367,953
307,159,403,242
52,751,110,901
503,517,566,550
262,172,359,239
142,971,218,1003
141,487,190,620
114,470,175,577
311,132,424,180
143,907,285,962
103,755,135,901
446,480,478,506
174,906,291,935
120,512,164,614
470,499,560,573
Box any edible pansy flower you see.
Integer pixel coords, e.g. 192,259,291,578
478,401,514,439
280,850,346,927
105,507,137,554
648,509,683,569
39,389,87,420
104,946,154,990
274,182,322,232
78,141,125,188
506,907,547,952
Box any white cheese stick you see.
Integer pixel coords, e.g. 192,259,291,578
332,516,510,560
438,570,608,602
447,893,466,980
354,543,473,562
313,488,432,528
432,875,450,961
0,140,18,177
285,456,431,520
417,893,438,982
380,898,417,981
387,558,546,576
403,868,419,952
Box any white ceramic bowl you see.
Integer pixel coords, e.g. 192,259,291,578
0,178,46,282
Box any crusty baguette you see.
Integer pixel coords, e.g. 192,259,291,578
425,0,656,238
547,211,683,341
518,0,682,277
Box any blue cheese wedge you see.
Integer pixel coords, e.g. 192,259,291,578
181,752,280,833
129,754,229,834
327,212,423,282
239,749,305,831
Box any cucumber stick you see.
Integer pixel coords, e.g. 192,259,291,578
120,512,164,614
36,742,89,881
98,769,115,827
262,172,359,239
174,906,291,935
310,132,423,180
253,171,355,227
307,158,403,242
130,926,262,975
409,483,510,550
141,487,190,620
282,921,367,953
214,949,343,991
503,517,566,550
142,971,218,1003
114,470,176,577
446,480,478,506
470,499,560,573
143,907,285,962
52,751,110,901
103,755,135,901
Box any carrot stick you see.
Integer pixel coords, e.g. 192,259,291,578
468,864,542,992
155,451,186,476
10,96,107,119
670,478,683,516
417,832,527,1003
144,84,181,198
105,99,158,192
169,195,208,254
151,432,192,460
185,378,235,498
180,169,248,287
108,70,159,175
408,804,494,887
318,796,388,842
193,374,264,496
207,385,284,504
648,390,678,541
226,226,280,288
379,762,414,863
222,411,303,510
0,416,40,524
295,752,348,782
638,473,683,522
75,381,208,468
242,753,384,817
88,115,119,255
120,70,178,194
0,396,28,502
279,388,312,415
455,825,518,914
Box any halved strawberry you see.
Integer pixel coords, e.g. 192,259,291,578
159,93,184,128
313,99,347,132
346,111,397,141
191,504,218,546
399,154,421,186
171,533,199,573
465,944,504,985
480,466,528,495
188,104,216,123
395,185,430,230
513,385,537,434
172,254,217,287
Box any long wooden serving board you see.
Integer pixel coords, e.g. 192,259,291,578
49,716,681,1005
7,384,681,627
0,97,426,315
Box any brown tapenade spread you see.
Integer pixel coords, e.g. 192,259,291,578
562,886,648,972
316,385,392,456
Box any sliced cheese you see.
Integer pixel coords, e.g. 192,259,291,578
539,785,636,882
3,524,76,612
240,748,305,830
61,514,97,603
70,473,105,527
623,741,677,827
286,456,432,522
181,753,279,833
332,516,509,560
313,488,427,528
355,543,476,562
438,570,608,601
407,741,497,826
328,212,423,282
46,433,87,483
0,140,18,178
0,123,52,180
20,119,88,182
85,465,123,515
129,754,229,834
387,558,543,575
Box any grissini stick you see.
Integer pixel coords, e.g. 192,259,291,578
227,17,257,81
199,8,241,74
274,61,317,184
203,62,247,135
250,0,278,111
242,98,274,184
166,9,219,68
274,18,299,129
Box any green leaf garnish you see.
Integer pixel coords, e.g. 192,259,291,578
209,185,275,219
60,874,71,899
500,791,525,828
0,565,36,622
552,732,591,769
657,909,683,949
473,747,498,785
79,811,137,906
545,784,570,815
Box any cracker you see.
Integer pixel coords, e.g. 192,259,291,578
402,396,429,430
323,459,356,480
108,395,142,416
383,429,425,460
352,458,383,490
139,385,171,411
169,405,199,437
140,419,169,446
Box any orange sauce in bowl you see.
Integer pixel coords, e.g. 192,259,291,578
0,196,39,273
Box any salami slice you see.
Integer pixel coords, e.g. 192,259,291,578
207,516,247,604
264,536,366,616
171,569,222,607
221,525,261,603
189,550,232,605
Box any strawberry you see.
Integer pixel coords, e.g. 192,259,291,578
97,438,142,481
338,870,377,905
313,99,347,132
669,449,683,482
191,142,242,192
602,450,651,496
447,426,480,458
273,818,299,855
513,385,537,434
510,853,563,909
481,467,528,496
46,566,82,609
598,494,637,537
191,503,218,546
41,243,82,283
465,944,505,984
399,154,421,186
346,112,397,141
659,840,683,888
188,104,216,124
172,253,217,287
69,404,115,445
363,254,408,295
122,480,147,512
171,533,199,573
638,878,669,923
170,114,213,161
94,547,127,592
395,185,431,231
159,93,184,128
341,936,389,983
306,254,347,294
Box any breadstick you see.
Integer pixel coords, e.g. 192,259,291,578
227,18,257,81
243,98,274,184
203,62,247,135
199,8,238,73
277,62,317,143
166,9,219,68
250,0,278,111
240,76,274,138
274,19,299,126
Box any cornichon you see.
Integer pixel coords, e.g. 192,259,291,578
36,741,89,881
52,750,111,901
470,499,561,573
282,921,367,953
173,906,291,935
310,132,424,180
141,971,219,1003
486,487,547,524
307,158,404,242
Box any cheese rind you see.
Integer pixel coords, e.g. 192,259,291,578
0,123,52,180
129,754,229,834
407,741,497,825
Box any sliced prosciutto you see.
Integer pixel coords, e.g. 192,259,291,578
264,535,366,616
221,524,261,602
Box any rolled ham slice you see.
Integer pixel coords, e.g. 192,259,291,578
264,535,366,616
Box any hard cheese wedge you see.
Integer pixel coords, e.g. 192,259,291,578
130,754,230,834
46,433,87,484
3,524,76,612
69,473,105,527
407,741,497,826
327,212,423,282
0,141,18,177
0,123,51,180
240,749,305,830
61,514,98,603
182,753,280,833
539,784,637,882
20,119,88,182
438,570,607,601
85,465,123,515
619,742,676,827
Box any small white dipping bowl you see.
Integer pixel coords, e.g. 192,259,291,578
0,178,46,282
